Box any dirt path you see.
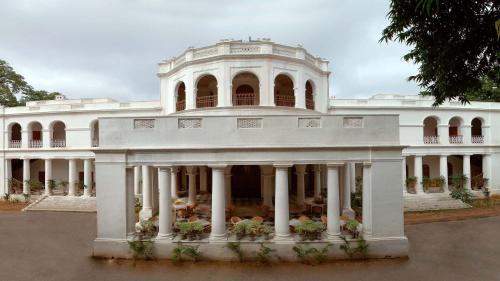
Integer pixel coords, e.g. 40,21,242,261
0,201,29,212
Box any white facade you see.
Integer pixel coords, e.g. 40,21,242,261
1,39,497,260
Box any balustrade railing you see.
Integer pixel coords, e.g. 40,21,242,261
306,98,314,110
449,135,463,144
275,94,295,107
423,136,439,144
176,100,186,111
471,135,484,144
29,140,43,148
9,140,21,148
196,96,217,108
51,139,66,148
233,93,259,106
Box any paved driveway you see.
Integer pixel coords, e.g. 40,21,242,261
0,211,499,281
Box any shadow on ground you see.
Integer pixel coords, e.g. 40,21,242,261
0,211,499,281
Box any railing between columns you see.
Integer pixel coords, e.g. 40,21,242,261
51,139,66,148
471,135,484,144
30,140,43,148
233,93,258,106
9,140,21,148
196,96,217,108
275,94,295,107
449,135,463,144
176,100,186,111
423,136,439,144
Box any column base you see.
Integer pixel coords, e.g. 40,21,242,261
342,208,355,219
326,233,342,241
272,234,293,243
209,234,227,243
156,233,174,240
139,208,153,220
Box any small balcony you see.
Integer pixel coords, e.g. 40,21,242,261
423,136,439,144
51,139,66,148
275,94,295,107
29,140,43,148
9,140,21,148
233,93,258,106
449,135,463,144
176,100,186,112
196,96,217,108
471,135,484,144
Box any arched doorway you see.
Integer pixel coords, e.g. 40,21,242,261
176,82,186,111
305,80,314,110
231,165,261,199
232,72,260,106
274,74,295,107
196,75,218,108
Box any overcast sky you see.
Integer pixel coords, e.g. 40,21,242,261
0,0,421,101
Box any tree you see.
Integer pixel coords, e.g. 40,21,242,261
381,0,500,105
0,59,60,107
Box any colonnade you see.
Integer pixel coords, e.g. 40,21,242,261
4,158,94,196
137,162,372,241
402,154,491,194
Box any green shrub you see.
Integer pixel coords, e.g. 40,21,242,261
2,193,10,201
293,243,332,264
451,174,468,189
340,235,368,259
344,219,360,237
137,220,157,238
172,244,201,263
176,221,203,240
294,220,324,241
128,237,155,260
450,187,474,204
134,198,142,214
255,243,277,264
225,242,244,262
230,220,272,240
405,176,417,188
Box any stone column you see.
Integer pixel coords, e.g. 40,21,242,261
438,124,448,144
22,158,30,195
42,129,51,148
224,166,232,208
157,167,173,238
326,163,342,238
350,162,356,193
462,125,472,145
414,155,424,194
170,167,178,199
199,166,208,193
21,130,28,148
274,164,292,240
439,155,449,192
68,159,77,196
342,163,355,218
295,164,306,207
133,166,142,195
402,156,407,194
482,154,491,189
44,159,52,195
314,164,321,198
140,165,152,220
482,125,490,144
5,159,12,194
362,162,373,235
209,165,226,241
261,165,274,208
83,159,92,197
463,154,471,190
186,166,197,205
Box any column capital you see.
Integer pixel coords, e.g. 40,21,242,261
158,166,173,172
463,153,473,156
362,162,372,167
273,163,293,168
294,164,306,174
326,162,344,168
208,164,228,170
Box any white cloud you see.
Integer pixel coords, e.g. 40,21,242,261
0,0,420,101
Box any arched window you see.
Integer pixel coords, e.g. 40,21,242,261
305,80,314,110
423,116,439,144
471,118,484,143
176,82,186,112
51,121,66,148
8,123,21,148
28,122,43,148
274,74,295,107
91,120,99,147
196,75,218,108
448,116,463,144
232,72,260,106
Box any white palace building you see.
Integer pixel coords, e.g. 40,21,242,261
2,39,498,260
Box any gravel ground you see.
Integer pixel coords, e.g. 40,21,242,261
0,211,499,281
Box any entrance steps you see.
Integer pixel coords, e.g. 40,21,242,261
404,193,471,212
23,195,96,212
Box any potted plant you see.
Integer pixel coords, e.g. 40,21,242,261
344,219,360,238
451,174,468,189
471,174,489,190
231,222,247,240
483,187,490,198
246,221,259,241
405,176,417,192
258,224,273,240
294,219,324,241
136,220,157,239
176,221,203,240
